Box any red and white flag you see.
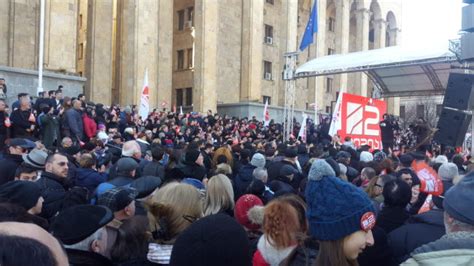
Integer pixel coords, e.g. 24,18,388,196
139,69,150,119
298,113,308,143
263,98,270,127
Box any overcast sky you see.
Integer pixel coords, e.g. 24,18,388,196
402,0,463,49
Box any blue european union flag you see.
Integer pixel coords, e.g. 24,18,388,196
299,0,318,51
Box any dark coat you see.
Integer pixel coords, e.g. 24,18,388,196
388,209,445,264
39,113,60,149
281,238,319,266
377,206,410,234
65,108,84,141
74,168,108,194
66,248,114,266
234,164,257,199
267,160,301,189
178,162,207,181
36,171,68,219
358,226,397,266
0,153,23,185
142,161,165,180
10,109,34,138
0,111,9,150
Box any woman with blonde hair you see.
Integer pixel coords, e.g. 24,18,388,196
146,182,203,265
203,174,235,216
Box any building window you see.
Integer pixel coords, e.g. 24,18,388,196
177,50,184,70
327,48,335,55
187,48,193,69
326,106,331,113
264,24,273,44
177,10,185,31
264,61,272,80
328,17,335,32
326,77,333,93
263,95,271,105
176,89,184,106
79,14,83,29
400,105,405,120
416,105,424,118
266,0,274,4
185,88,193,106
78,43,84,59
187,7,194,26
436,104,443,116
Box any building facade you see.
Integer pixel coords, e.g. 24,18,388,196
0,0,402,116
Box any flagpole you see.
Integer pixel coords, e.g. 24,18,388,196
313,0,319,126
37,0,45,95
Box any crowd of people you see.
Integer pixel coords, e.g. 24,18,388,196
0,84,474,266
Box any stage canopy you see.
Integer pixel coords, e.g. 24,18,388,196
295,46,460,97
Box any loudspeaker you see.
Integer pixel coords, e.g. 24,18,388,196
442,73,474,110
434,108,471,147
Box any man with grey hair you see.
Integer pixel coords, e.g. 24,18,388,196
252,167,274,203
51,204,114,265
402,172,474,265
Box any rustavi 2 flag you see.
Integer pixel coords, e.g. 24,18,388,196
299,0,318,51
139,69,150,120
263,98,270,127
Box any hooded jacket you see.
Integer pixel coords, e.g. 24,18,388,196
401,232,474,266
0,153,23,185
388,209,445,264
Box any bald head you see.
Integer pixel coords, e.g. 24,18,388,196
0,222,68,266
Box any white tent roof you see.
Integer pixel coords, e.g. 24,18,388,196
295,46,460,97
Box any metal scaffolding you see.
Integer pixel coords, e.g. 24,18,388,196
283,52,298,141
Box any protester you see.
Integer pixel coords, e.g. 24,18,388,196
50,205,114,265
376,179,411,233
170,213,251,266
0,138,35,185
203,174,234,216
0,222,69,266
36,153,70,219
305,159,376,265
402,172,474,265
98,186,138,258
146,182,202,265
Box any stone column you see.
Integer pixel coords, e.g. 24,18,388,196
240,0,264,102
85,0,114,104
117,0,159,107
193,0,218,112
0,1,11,66
9,0,39,69
44,0,77,73
373,19,386,49
156,0,173,109
355,7,370,97
388,27,401,47
336,0,350,93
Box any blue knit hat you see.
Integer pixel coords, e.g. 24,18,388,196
305,159,376,241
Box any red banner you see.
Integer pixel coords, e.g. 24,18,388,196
338,93,386,150
412,161,444,196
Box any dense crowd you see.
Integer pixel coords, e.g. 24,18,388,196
0,84,474,266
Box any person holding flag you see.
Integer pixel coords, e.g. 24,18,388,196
263,98,270,127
